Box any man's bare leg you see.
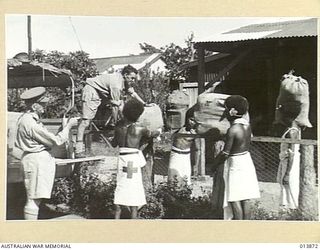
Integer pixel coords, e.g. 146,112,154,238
230,201,244,220
130,206,138,219
115,205,121,219
241,199,251,220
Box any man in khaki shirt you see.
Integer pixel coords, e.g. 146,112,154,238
15,87,78,220
76,65,147,157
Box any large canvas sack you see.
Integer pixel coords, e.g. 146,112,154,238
274,74,312,128
167,90,190,109
194,93,231,136
137,104,164,132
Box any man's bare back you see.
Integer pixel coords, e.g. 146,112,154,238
223,123,252,155
112,121,151,149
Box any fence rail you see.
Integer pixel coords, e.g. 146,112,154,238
153,134,318,219
252,136,317,145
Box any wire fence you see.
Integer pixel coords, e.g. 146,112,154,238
152,134,318,219
250,137,318,183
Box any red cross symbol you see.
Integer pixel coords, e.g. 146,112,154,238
123,161,138,179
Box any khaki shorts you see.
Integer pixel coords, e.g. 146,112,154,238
82,84,102,120
22,151,56,199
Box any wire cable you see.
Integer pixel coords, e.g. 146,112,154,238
68,17,83,51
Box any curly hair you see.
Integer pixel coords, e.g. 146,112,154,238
122,99,145,122
225,95,249,115
122,65,138,76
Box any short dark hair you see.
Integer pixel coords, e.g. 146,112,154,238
122,99,145,122
122,65,138,76
225,95,249,115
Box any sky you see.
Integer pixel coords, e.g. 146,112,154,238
5,15,310,59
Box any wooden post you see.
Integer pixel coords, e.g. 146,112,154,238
299,144,318,219
196,46,206,177
199,138,206,176
197,46,205,95
193,139,200,176
141,139,154,191
27,16,32,60
194,138,206,177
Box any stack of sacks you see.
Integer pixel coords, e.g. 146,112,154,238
274,73,312,128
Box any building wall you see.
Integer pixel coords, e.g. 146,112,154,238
186,37,317,139
149,59,167,75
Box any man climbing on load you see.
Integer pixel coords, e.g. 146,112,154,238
76,65,148,157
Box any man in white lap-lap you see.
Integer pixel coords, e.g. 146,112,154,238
212,95,260,220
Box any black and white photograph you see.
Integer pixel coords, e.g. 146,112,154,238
6,15,318,222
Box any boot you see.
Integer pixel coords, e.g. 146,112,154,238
75,141,86,158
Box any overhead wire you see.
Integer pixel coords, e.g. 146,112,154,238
68,16,83,51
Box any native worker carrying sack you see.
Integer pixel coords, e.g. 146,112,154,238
194,93,230,137
274,71,312,128
193,92,249,138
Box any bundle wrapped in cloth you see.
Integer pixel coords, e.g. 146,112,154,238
191,93,250,138
137,104,164,133
274,72,312,128
193,93,230,136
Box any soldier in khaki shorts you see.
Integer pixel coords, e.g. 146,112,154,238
15,87,79,220
76,65,147,157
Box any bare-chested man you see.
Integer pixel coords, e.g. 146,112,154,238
111,99,160,219
168,117,196,185
213,95,260,220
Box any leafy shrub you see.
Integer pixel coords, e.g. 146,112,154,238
49,169,318,221
71,163,116,219
154,178,192,219
7,89,27,112
49,166,218,220
139,188,165,219
50,177,75,206
251,201,318,221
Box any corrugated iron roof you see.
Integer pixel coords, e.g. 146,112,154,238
93,53,161,73
195,18,317,43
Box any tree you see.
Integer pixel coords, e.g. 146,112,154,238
139,33,202,82
139,43,161,54
133,67,170,113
